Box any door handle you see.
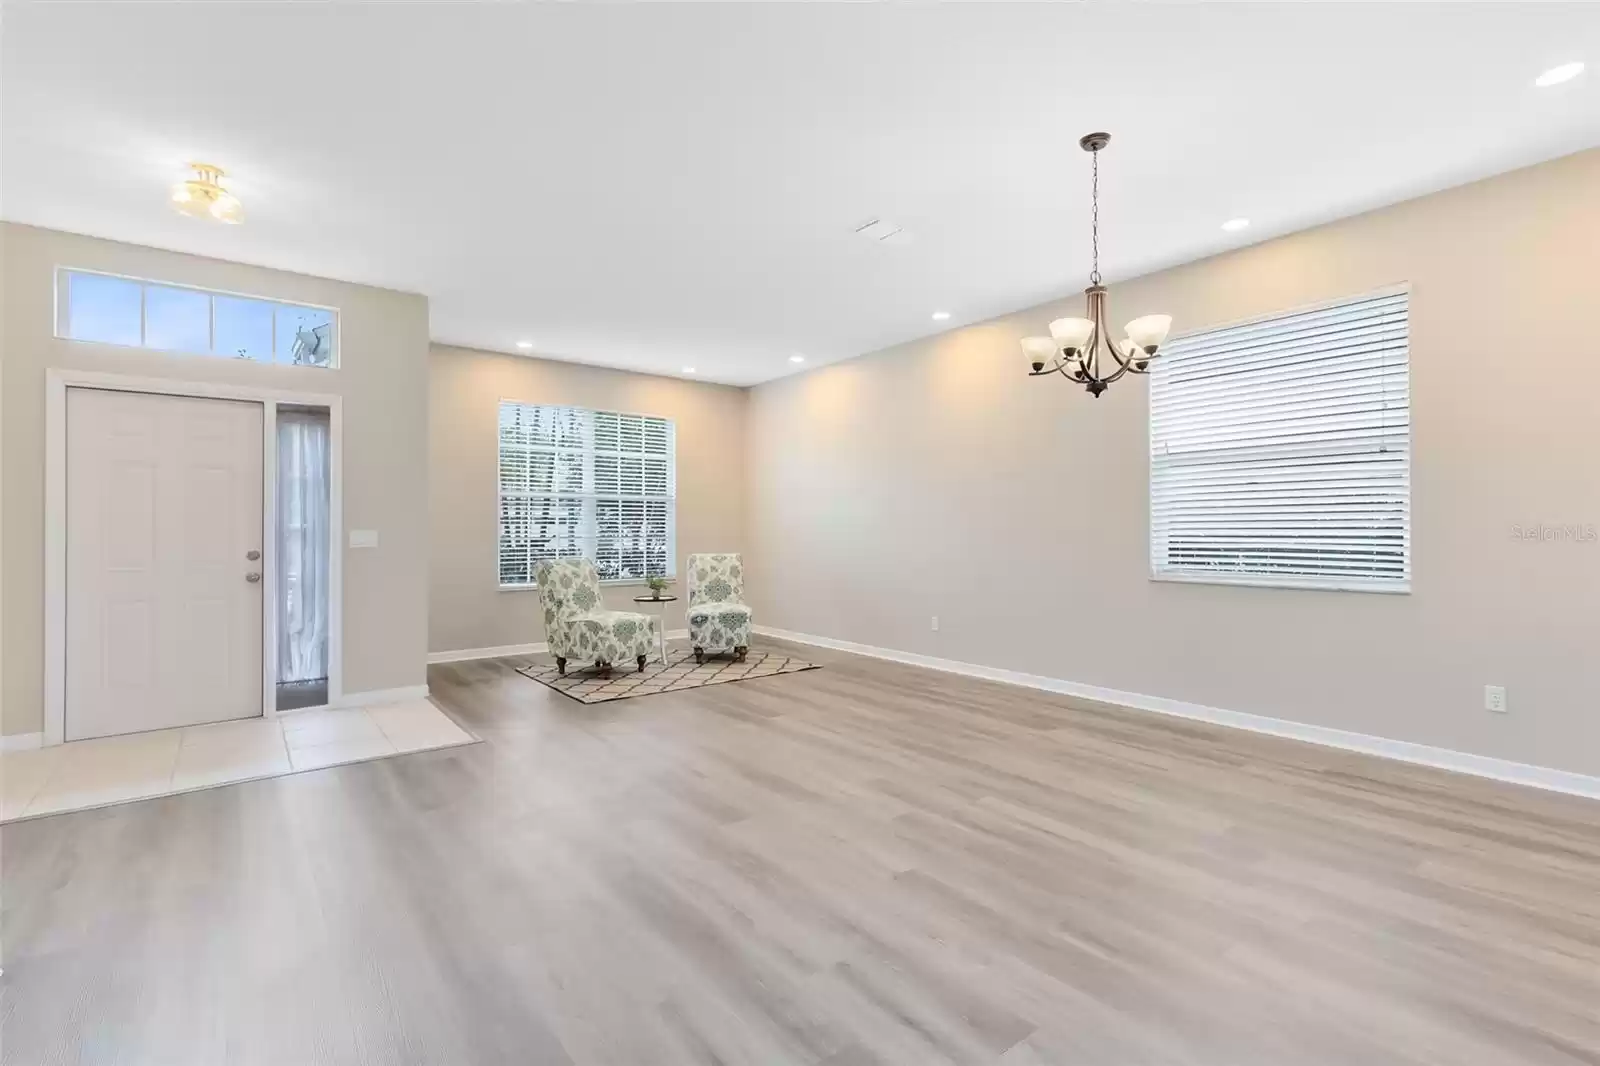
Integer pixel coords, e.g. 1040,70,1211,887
246,572,262,583
246,550,261,561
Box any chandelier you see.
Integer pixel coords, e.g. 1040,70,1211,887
1022,133,1170,398
170,162,243,225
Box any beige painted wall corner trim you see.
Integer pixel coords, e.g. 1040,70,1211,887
427,630,689,665
753,626,1600,803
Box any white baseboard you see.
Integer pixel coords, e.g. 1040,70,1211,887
1,732,43,753
754,626,1600,802
428,643,546,664
332,684,430,709
428,630,689,665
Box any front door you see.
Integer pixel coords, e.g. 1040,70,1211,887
66,388,265,741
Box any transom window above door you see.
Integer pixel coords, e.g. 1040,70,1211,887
55,268,338,367
498,401,676,587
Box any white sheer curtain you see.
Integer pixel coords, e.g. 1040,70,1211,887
277,411,330,684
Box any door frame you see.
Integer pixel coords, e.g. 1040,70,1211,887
44,369,344,746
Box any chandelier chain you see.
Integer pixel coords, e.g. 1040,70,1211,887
1089,146,1101,286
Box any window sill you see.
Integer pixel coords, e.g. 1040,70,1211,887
1149,571,1410,595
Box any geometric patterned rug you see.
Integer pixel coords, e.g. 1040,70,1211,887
516,647,819,704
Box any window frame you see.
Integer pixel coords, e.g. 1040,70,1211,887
496,400,678,590
1147,285,1412,595
53,266,341,368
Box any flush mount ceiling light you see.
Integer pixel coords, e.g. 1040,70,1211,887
170,162,243,224
1535,61,1584,87
1221,217,1251,232
1021,133,1171,398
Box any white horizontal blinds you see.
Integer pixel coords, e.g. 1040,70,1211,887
497,404,586,587
498,402,676,587
589,410,675,581
1149,290,1410,590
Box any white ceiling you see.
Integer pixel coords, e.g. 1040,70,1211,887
3,3,1596,385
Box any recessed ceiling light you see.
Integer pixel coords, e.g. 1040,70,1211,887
682,367,696,374
789,354,806,364
1535,61,1584,87
515,340,533,350
1221,217,1251,232
931,311,951,321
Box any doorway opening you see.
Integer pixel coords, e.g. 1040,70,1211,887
276,406,331,711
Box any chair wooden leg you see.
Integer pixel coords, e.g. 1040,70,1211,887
735,646,748,663
637,655,647,672
556,657,567,676
597,661,611,678
694,648,704,665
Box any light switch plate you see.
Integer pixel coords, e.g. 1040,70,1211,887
348,529,379,549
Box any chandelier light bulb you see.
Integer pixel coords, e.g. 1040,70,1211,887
1021,336,1058,372
1125,314,1172,353
1048,317,1094,353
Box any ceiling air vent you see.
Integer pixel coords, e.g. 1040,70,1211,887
853,217,914,246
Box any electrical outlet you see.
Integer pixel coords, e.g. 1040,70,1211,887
1484,685,1507,714
930,615,940,632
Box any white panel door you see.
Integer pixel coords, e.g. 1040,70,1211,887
66,389,264,741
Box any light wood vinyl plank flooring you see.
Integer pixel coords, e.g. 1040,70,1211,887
2,640,1597,1065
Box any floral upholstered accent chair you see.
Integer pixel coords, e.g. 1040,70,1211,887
533,558,656,676
686,553,752,664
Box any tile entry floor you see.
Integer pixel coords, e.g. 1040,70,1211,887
1,700,476,823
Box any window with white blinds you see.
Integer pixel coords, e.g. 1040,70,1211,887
1149,289,1410,592
498,402,676,587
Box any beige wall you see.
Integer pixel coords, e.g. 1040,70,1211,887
748,148,1600,778
428,345,747,655
1,223,432,737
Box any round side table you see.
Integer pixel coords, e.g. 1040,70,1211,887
632,594,678,663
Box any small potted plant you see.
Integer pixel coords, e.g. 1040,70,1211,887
645,575,668,600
